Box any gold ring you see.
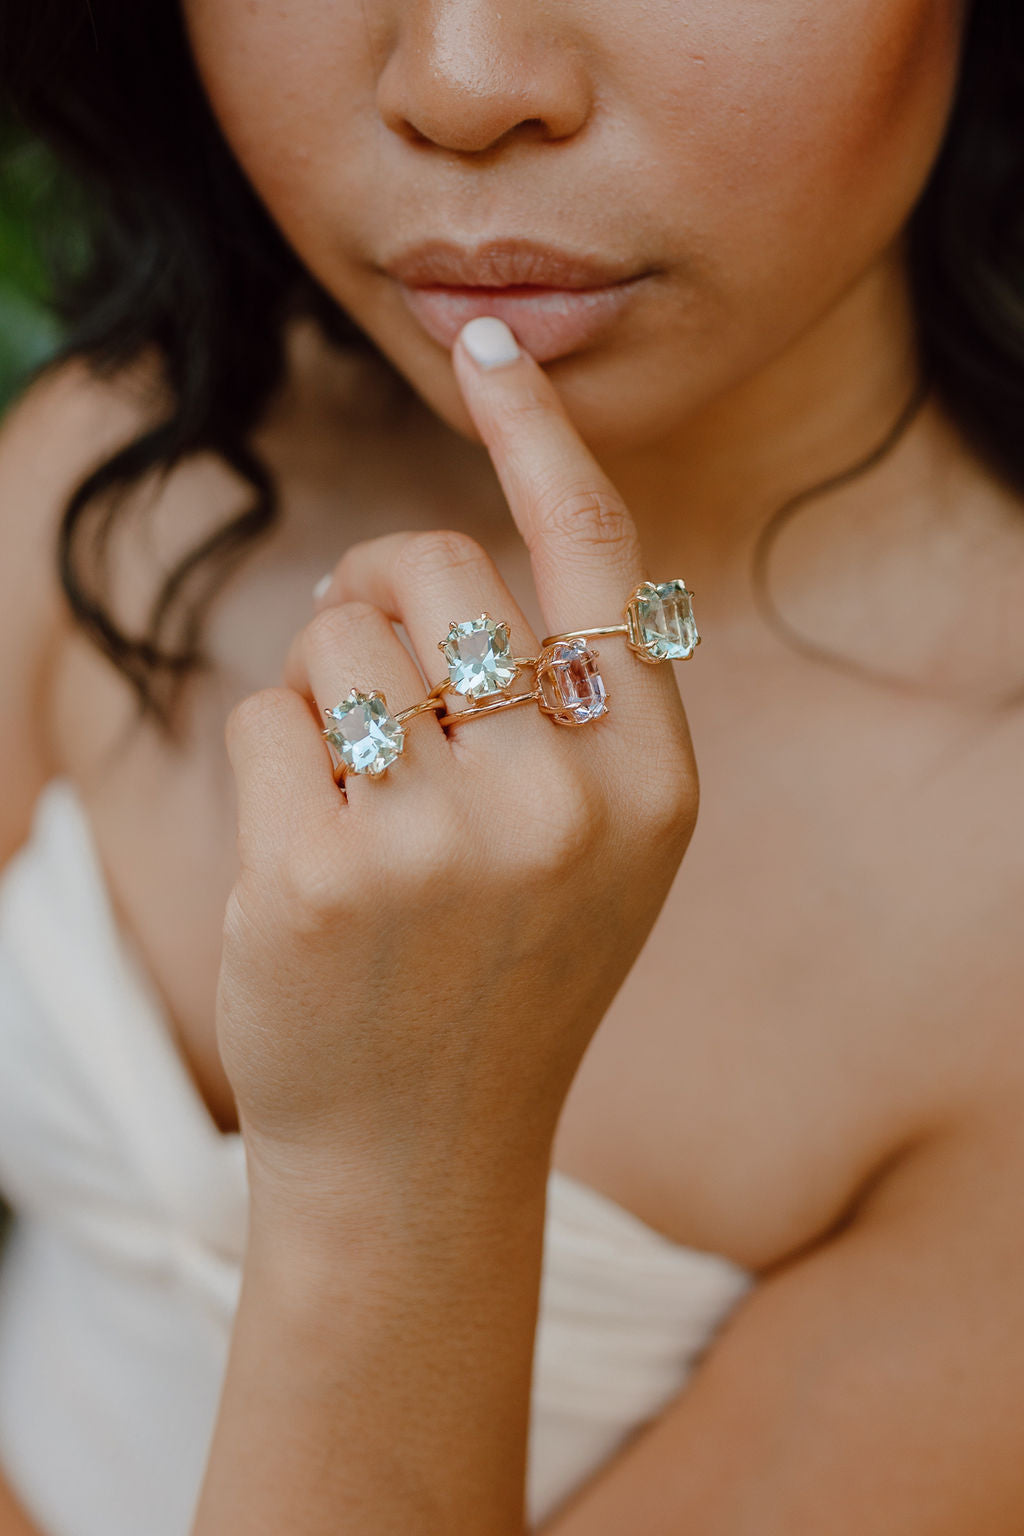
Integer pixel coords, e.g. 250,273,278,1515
321,687,445,783
541,579,700,665
433,612,531,700
425,658,538,705
435,688,541,729
321,609,536,782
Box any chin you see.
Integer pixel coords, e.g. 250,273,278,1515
325,264,709,458
371,322,692,460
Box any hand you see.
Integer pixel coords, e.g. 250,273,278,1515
218,320,699,1225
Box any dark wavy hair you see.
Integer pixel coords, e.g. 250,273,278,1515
2,0,1023,736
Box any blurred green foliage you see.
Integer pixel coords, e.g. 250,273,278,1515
0,121,74,413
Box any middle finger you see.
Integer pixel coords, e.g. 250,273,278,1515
314,528,556,750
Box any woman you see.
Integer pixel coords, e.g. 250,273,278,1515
1,1,1023,1532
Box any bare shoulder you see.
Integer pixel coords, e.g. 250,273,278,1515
881,439,1024,1078
0,347,167,504
895,568,1024,1126
774,457,1024,1255
0,351,166,864
543,1103,1024,1536
0,348,167,599
935,687,1024,1039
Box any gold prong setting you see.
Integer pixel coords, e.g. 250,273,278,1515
438,612,520,699
534,639,609,726
322,688,405,777
623,579,700,663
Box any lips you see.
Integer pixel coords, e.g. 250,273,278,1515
387,238,642,291
383,238,652,362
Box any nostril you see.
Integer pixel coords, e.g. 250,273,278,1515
398,120,433,148
376,21,593,157
397,114,566,157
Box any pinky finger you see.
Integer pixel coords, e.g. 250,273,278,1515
224,686,346,872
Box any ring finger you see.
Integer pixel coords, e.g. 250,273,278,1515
281,598,450,801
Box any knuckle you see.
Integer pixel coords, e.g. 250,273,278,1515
539,482,639,556
393,528,491,583
222,862,338,961
642,768,699,848
513,770,608,874
394,813,465,892
305,599,385,656
224,686,290,745
278,843,349,928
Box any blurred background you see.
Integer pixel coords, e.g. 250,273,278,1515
0,117,73,1246
0,119,73,413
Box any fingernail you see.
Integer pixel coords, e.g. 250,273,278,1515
312,571,332,603
458,316,521,370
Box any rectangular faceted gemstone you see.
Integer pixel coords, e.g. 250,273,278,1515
633,580,699,660
537,640,608,725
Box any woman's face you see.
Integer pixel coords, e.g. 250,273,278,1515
182,0,967,453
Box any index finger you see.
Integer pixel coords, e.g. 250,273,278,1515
452,316,650,639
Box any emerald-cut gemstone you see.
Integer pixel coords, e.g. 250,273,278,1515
323,689,404,775
537,640,608,726
629,579,700,661
440,615,518,698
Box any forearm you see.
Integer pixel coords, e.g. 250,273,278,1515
190,1165,549,1536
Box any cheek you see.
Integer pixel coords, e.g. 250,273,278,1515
181,0,373,231
634,0,965,285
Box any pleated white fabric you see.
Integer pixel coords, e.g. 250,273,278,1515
0,776,752,1535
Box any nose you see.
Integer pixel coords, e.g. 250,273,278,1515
377,1,593,155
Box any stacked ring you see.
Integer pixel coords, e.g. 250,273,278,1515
541,578,700,664
427,608,542,731
321,579,698,781
321,688,446,784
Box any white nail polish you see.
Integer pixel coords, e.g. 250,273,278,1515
312,571,332,602
459,316,521,370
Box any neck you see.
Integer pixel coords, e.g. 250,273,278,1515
598,237,933,620
279,238,996,681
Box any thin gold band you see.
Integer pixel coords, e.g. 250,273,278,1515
393,695,447,725
425,655,539,704
435,688,541,730
539,623,628,645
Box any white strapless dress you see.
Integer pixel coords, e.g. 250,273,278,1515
0,776,752,1536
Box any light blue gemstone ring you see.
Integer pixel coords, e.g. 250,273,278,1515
321,688,446,784
428,610,539,729
540,578,700,665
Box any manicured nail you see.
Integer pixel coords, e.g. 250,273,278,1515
312,571,332,603
458,316,521,370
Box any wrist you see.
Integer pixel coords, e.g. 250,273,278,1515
206,1146,546,1536
241,1172,552,1368
241,1132,555,1289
